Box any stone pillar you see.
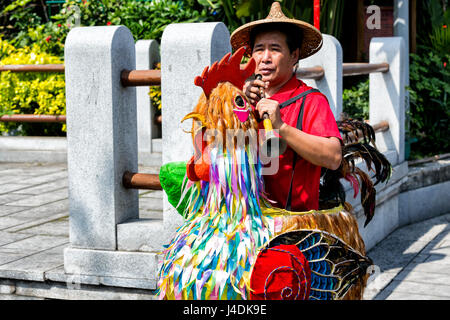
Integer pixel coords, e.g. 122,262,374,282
369,37,406,165
394,0,410,158
394,0,409,86
136,40,160,159
64,26,164,289
160,22,231,240
297,34,343,120
64,26,138,250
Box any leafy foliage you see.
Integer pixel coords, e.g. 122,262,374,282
1,0,69,57
51,0,211,42
342,78,369,121
0,0,44,42
195,0,345,40
417,0,450,53
406,0,450,159
407,49,450,159
0,37,66,136
149,62,162,110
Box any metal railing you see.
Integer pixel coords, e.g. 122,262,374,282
0,61,391,83
342,63,389,77
122,171,162,190
0,114,66,122
0,64,65,72
121,69,161,87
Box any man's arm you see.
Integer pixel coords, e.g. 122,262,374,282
279,124,342,170
256,98,342,170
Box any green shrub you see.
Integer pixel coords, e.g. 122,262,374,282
196,0,345,40
52,0,211,42
1,1,69,58
408,49,450,159
149,62,161,111
0,38,66,136
342,78,369,120
0,0,44,42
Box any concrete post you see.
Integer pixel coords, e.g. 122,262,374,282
160,22,231,241
64,26,159,289
394,0,409,87
136,40,160,159
64,26,138,250
394,0,410,159
298,34,343,120
369,37,406,166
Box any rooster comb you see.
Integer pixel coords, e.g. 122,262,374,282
194,46,256,97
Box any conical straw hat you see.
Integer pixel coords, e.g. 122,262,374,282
230,2,323,59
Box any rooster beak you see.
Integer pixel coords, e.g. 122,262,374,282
181,112,207,126
233,109,250,123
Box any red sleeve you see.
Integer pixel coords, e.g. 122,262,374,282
302,93,342,141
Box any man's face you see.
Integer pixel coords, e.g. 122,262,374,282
251,30,299,89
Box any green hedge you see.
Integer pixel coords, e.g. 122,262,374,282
408,49,450,159
0,38,66,136
342,78,369,121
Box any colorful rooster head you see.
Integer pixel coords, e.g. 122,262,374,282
182,47,260,182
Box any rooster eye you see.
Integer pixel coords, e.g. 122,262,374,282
234,94,246,109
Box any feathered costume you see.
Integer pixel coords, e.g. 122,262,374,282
156,47,392,300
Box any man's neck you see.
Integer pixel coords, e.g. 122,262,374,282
265,74,293,98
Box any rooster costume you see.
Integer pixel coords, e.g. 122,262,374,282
156,3,391,300
156,47,391,300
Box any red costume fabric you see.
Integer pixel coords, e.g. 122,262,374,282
260,75,342,211
249,244,311,300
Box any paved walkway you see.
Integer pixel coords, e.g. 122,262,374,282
364,210,450,300
0,161,449,300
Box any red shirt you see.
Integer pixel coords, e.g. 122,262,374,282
261,76,342,211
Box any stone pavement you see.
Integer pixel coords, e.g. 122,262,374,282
363,211,450,300
0,161,161,299
0,161,449,300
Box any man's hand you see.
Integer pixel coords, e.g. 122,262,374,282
255,98,284,130
243,79,268,105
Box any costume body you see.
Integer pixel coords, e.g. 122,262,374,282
157,149,273,300
261,75,342,211
156,53,271,300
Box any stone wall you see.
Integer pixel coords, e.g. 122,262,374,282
399,160,450,226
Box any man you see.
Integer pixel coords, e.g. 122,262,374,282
230,2,342,212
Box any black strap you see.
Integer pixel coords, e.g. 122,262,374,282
283,89,320,211
279,89,320,110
